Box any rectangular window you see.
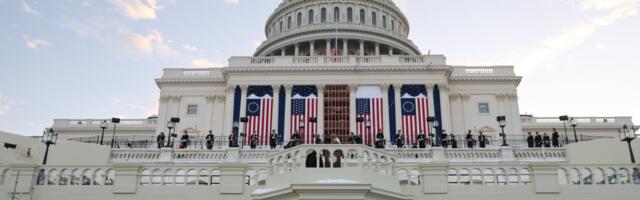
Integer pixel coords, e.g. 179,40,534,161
478,103,490,113
187,105,198,115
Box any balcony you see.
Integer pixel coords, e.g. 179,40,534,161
53,118,158,128
521,116,634,128
228,55,447,68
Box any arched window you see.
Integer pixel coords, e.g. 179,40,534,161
569,168,581,185
459,169,470,185
82,169,93,185
558,168,568,185
59,169,70,185
508,168,519,184
447,169,458,184
175,169,186,185
140,169,151,185
70,169,82,185
382,15,387,28
321,8,327,23
199,170,209,185
409,170,420,185
93,169,104,185
151,169,162,185
308,9,314,24
471,169,482,185
360,9,365,24
210,170,221,185
297,12,302,27
48,169,59,185
593,168,605,185
520,168,531,185
186,169,198,185
606,168,617,184
347,7,353,22
632,168,640,184
163,169,174,185
334,7,340,22
372,12,377,26
496,168,507,185
582,168,593,185
483,169,495,185
619,168,630,184
287,16,292,29
105,169,115,185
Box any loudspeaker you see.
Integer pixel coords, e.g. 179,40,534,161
427,117,436,122
309,117,317,123
111,118,121,123
4,142,17,149
170,117,181,123
496,116,506,122
240,117,248,123
559,115,569,121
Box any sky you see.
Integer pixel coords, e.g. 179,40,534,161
0,0,638,136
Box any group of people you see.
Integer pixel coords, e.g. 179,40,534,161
526,128,561,148
392,129,491,149
156,130,217,150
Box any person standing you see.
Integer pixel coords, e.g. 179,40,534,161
534,132,543,148
526,132,534,148
552,128,560,148
417,131,426,149
180,131,190,149
250,132,258,149
375,130,385,149
315,133,322,144
157,132,166,149
466,130,474,148
205,130,215,150
442,130,449,148
543,133,551,148
450,134,458,149
270,130,278,149
396,133,404,148
478,131,487,148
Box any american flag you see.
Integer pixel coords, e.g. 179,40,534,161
330,39,337,56
291,85,318,144
244,86,273,146
356,86,383,146
400,85,429,146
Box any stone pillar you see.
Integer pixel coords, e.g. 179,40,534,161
170,96,182,132
359,40,364,56
317,84,325,138
219,163,247,194
113,164,142,194
156,96,170,135
326,39,331,56
531,163,561,194
239,85,248,143
281,48,286,56
310,41,315,56
294,43,300,56
427,84,436,135
284,85,293,142
439,85,452,133
272,85,281,133
389,47,393,56
343,39,348,56
375,43,380,56
419,163,449,194
349,84,357,134
381,84,390,145
222,86,236,136
393,84,402,134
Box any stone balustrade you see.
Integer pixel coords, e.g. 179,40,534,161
521,116,634,127
228,55,447,67
53,118,158,127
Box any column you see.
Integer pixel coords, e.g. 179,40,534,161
317,84,325,138
170,96,182,132
214,96,226,136
326,39,331,56
281,48,285,56
223,86,236,136
310,41,315,56
156,96,170,135
272,85,281,132
239,85,248,139
439,85,452,133
389,47,393,56
359,40,364,56
294,44,300,56
349,84,357,134
508,94,523,136
375,43,380,56
207,96,216,131
284,85,293,142
381,84,391,143
343,39,348,56
427,84,435,118
393,84,402,134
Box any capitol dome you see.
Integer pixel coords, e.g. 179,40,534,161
254,0,421,57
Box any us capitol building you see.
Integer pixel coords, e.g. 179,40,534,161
1,0,639,199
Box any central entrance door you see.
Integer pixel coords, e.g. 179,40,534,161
323,85,350,142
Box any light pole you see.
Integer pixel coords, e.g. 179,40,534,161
427,116,436,146
110,118,120,148
240,117,248,148
619,125,637,164
366,119,372,146
497,116,508,146
166,117,180,148
232,121,239,147
99,120,107,145
570,118,578,142
559,115,570,144
299,118,305,144
41,128,58,165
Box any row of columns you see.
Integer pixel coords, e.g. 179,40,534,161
282,39,391,56
231,83,448,144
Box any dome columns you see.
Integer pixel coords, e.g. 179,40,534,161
268,39,401,57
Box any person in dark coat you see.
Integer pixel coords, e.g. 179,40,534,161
478,131,487,148
543,133,551,148
250,132,258,149
270,130,278,149
324,133,332,144
466,130,474,148
396,133,404,148
315,133,322,144
551,128,560,148
205,130,215,150
442,130,449,148
156,132,166,149
534,132,543,148
417,131,426,149
375,129,385,148
180,131,190,149
228,134,235,148
450,134,458,148
526,132,534,148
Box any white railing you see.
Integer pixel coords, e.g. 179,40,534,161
55,118,157,127
292,57,318,64
356,56,381,63
521,116,633,126
464,67,494,74
227,55,447,67
251,57,274,64
182,70,210,76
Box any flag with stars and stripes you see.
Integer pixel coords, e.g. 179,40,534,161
291,85,318,144
330,39,338,56
356,86,383,146
401,85,429,146
245,86,273,146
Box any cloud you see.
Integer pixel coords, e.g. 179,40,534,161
112,0,163,20
20,1,40,16
23,35,49,49
191,59,224,68
0,96,15,117
182,44,198,52
120,28,171,55
505,0,639,74
223,0,239,5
